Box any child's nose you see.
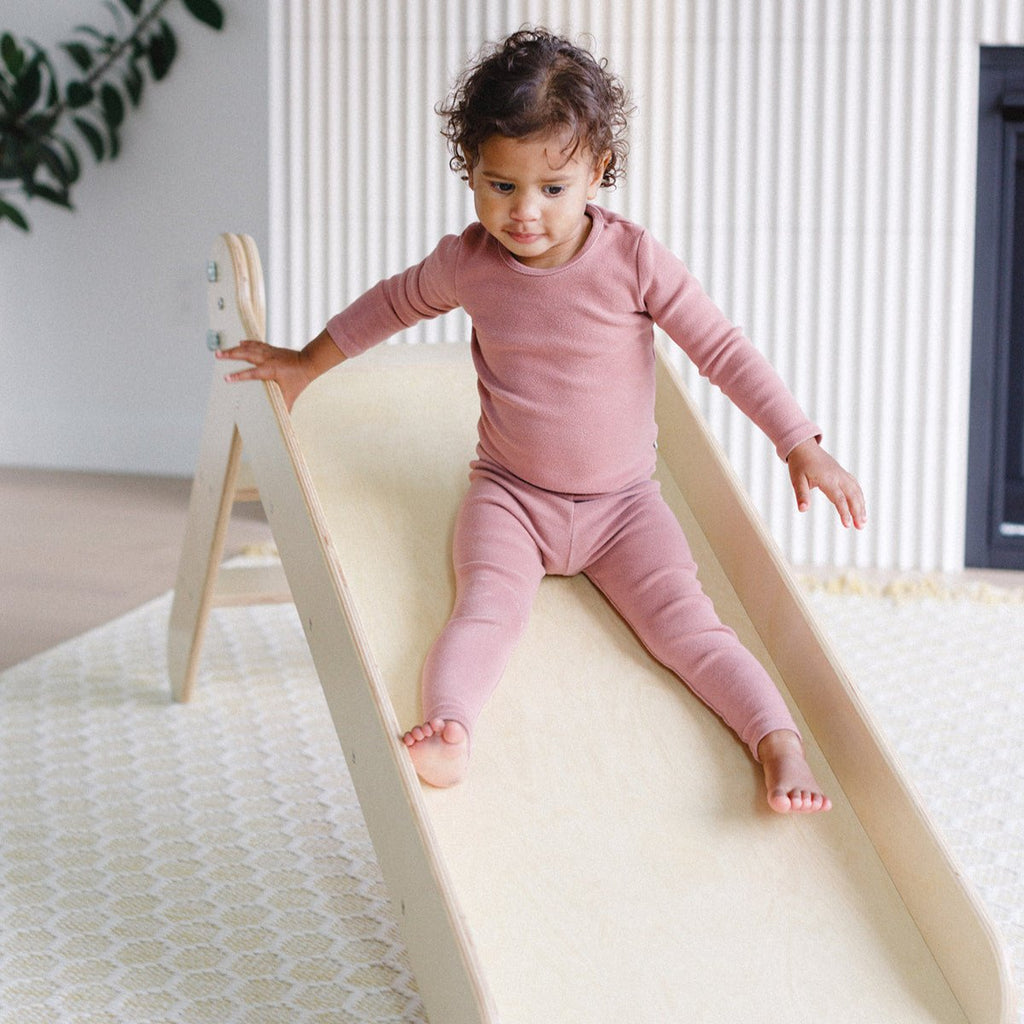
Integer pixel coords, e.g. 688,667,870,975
510,194,539,221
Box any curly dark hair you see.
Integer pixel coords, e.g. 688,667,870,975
438,27,632,188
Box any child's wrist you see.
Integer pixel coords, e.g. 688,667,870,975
299,329,345,382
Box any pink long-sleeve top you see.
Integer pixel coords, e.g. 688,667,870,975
326,203,820,496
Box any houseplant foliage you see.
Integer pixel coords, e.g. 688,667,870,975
0,0,224,232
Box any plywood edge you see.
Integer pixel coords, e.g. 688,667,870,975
209,334,496,1021
222,232,266,341
166,413,244,702
653,345,1016,1024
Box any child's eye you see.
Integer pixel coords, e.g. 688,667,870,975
543,185,566,196
490,181,514,194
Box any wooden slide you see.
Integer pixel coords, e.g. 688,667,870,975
169,234,1016,1024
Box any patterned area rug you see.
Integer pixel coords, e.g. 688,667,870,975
0,596,426,1024
1,575,1021,1023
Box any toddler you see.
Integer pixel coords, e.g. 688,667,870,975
219,28,866,813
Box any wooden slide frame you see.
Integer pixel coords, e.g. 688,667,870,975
169,234,1016,1024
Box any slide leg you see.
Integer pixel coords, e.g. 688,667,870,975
167,378,245,702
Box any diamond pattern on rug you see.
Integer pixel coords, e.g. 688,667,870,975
0,597,427,1024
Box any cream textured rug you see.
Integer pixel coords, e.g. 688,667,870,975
1,572,1021,1023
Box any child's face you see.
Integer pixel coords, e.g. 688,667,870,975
467,132,609,269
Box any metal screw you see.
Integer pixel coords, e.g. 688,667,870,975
206,330,222,351
206,260,219,282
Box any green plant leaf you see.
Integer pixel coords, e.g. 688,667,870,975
62,41,93,71
45,69,59,108
182,0,224,31
146,21,177,81
73,116,105,161
0,135,33,179
0,78,18,115
0,196,30,230
12,53,43,115
0,162,27,183
102,0,126,32
118,0,143,14
2,33,25,77
122,63,143,106
54,136,81,184
37,146,67,184
25,181,72,208
75,25,115,46
37,140,76,187
66,80,95,108
100,83,124,128
23,111,58,138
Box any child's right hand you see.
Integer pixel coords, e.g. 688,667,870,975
217,329,347,412
216,340,314,411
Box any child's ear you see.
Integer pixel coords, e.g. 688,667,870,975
589,150,612,196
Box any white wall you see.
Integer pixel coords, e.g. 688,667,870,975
269,0,1024,572
0,0,268,476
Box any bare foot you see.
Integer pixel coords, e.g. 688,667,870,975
401,718,469,788
757,729,832,814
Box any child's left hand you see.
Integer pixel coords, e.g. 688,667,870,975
787,439,867,530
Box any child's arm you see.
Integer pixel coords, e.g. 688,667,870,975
215,235,464,412
215,329,345,412
786,438,867,530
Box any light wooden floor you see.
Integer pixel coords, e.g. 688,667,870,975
0,467,273,671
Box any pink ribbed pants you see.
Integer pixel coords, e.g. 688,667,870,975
421,458,799,759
